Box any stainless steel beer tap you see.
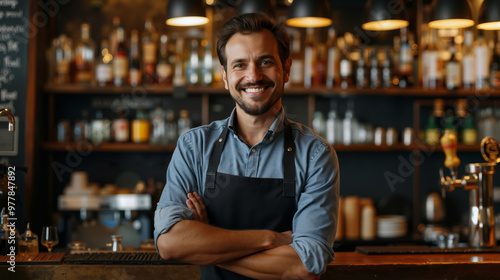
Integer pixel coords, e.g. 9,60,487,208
439,131,497,248
0,108,15,131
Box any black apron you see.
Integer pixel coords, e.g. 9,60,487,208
201,118,297,280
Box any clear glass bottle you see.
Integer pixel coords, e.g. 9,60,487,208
177,110,192,136
369,48,380,89
422,29,441,89
150,107,166,144
165,109,178,144
142,16,158,86
490,39,500,89
200,39,213,86
74,23,95,84
156,34,173,86
326,26,338,89
95,39,113,87
445,39,460,90
289,30,304,87
474,30,489,90
381,47,392,88
326,100,342,144
462,30,475,90
342,100,358,145
186,39,200,86
173,37,186,87
55,34,72,85
113,24,128,87
303,28,316,88
18,223,39,259
312,111,326,139
339,37,352,89
91,110,110,144
74,109,90,142
129,29,142,87
355,47,367,88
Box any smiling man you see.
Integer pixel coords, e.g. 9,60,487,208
154,13,340,280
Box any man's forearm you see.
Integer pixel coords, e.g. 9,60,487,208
218,245,319,280
157,220,291,265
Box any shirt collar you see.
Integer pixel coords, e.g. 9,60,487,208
227,107,286,140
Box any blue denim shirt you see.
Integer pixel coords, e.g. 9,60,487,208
154,107,340,274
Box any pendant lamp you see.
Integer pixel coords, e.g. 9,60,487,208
428,0,474,29
286,0,332,28
477,0,500,30
166,0,209,26
238,0,277,18
361,0,409,31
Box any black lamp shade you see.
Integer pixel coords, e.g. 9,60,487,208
428,0,474,29
238,0,276,18
166,0,209,26
478,0,500,30
286,0,332,28
361,0,409,31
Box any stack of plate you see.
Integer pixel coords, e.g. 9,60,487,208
377,215,407,238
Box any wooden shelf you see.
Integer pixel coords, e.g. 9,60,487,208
42,142,177,152
44,84,500,97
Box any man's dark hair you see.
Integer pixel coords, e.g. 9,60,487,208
216,13,290,69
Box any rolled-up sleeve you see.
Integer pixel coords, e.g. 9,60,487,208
154,133,200,250
291,142,339,274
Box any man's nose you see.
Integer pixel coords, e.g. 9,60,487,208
246,64,263,82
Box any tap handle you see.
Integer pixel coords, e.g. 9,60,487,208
441,130,460,169
439,168,447,198
480,137,500,164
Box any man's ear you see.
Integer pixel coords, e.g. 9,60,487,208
284,57,292,83
221,65,228,90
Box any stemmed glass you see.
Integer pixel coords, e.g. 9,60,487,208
41,226,59,253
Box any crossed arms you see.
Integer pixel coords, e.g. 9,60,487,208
156,192,319,280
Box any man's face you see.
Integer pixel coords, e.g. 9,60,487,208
222,30,291,116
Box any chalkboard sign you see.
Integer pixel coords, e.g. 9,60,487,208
0,0,27,159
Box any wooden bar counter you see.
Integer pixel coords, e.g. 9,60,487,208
1,250,499,279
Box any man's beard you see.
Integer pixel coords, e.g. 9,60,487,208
232,80,282,116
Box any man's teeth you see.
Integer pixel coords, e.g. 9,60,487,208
245,87,264,93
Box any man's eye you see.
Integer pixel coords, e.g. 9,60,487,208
261,60,273,66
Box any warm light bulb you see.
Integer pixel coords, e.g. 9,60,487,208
361,19,409,31
477,21,500,30
286,17,332,28
428,19,474,29
166,16,209,26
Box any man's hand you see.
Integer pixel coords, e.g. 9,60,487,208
186,192,209,223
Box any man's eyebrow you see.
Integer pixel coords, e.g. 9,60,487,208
230,58,247,65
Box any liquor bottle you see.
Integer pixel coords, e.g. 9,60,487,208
342,100,358,145
178,110,192,136
326,99,342,144
186,39,200,86
156,34,173,86
314,44,326,87
424,114,440,145
325,26,338,88
289,30,304,87
443,110,457,138
132,109,151,143
339,37,352,89
398,27,413,88
150,107,166,144
392,36,400,87
200,39,213,86
490,39,500,89
129,29,142,87
165,109,178,144
109,17,121,57
474,30,489,90
355,47,367,88
303,28,316,88
74,109,89,142
112,109,129,142
381,47,392,88
142,16,158,86
91,110,109,144
422,29,441,89
455,99,467,143
369,48,380,89
432,98,445,130
95,39,113,87
173,37,186,87
0,208,19,255
55,34,72,85
74,23,95,84
462,30,475,90
113,23,128,87
312,111,326,139
409,32,419,87
462,114,477,145
445,39,460,90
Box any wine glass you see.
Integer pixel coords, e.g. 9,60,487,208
41,226,59,253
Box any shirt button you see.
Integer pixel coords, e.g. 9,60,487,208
251,148,256,153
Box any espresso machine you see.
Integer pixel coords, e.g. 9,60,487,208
439,131,497,248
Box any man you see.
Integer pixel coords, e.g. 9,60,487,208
154,13,339,280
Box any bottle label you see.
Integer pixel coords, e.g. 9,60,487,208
327,47,337,80
399,44,412,74
474,47,488,78
427,51,440,79
129,69,142,85
142,42,157,64
446,62,460,87
290,59,303,84
462,55,475,84
340,59,351,77
56,60,70,75
113,56,128,78
96,64,113,83
157,63,172,79
492,71,500,88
